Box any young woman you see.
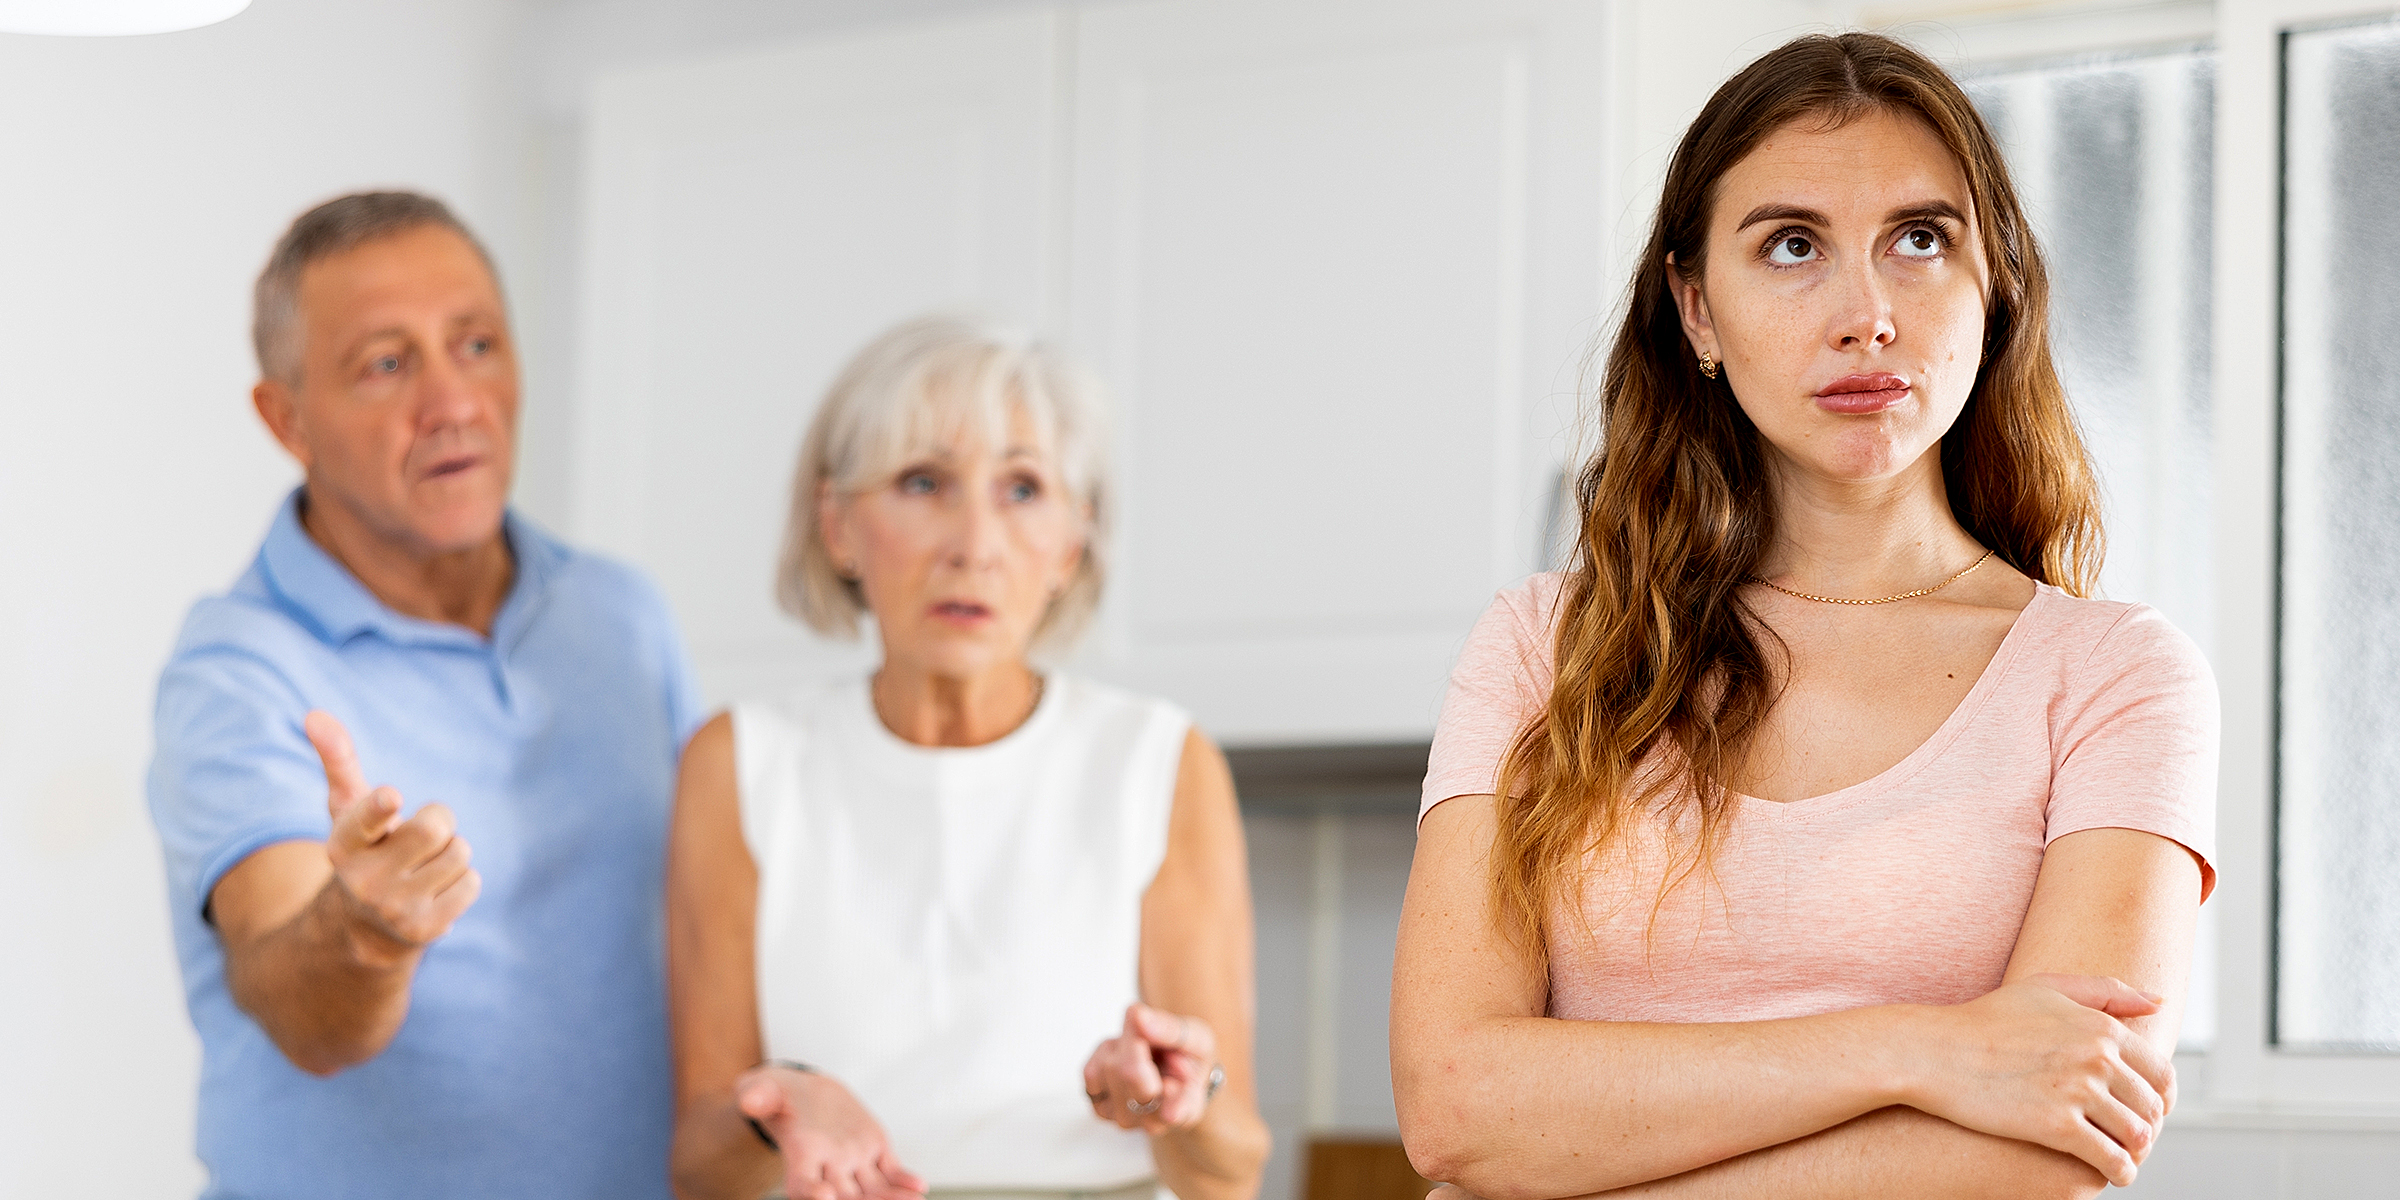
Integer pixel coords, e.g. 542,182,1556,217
1391,33,2215,1200
666,316,1269,1200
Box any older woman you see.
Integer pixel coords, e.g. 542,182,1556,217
666,316,1269,1200
1393,33,2214,1200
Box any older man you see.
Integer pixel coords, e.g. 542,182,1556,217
147,192,699,1199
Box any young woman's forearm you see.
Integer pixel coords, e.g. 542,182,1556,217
1397,1004,1923,1198
1583,1107,2105,1200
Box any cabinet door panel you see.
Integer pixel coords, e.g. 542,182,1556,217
576,10,1060,705
1070,0,1605,743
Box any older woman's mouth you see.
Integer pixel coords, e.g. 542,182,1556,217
931,600,995,626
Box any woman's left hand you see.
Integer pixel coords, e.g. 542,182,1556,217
1083,1002,1220,1134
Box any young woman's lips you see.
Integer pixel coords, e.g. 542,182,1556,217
1814,373,1911,414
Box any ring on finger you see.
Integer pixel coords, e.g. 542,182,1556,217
1127,1095,1161,1115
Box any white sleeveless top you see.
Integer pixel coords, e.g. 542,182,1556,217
732,674,1190,1192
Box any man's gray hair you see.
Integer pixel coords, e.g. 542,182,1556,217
252,190,498,384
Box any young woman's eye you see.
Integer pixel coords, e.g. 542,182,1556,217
1892,225,1947,258
1765,231,1819,266
898,471,938,496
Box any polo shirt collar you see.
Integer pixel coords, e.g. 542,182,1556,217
257,488,552,653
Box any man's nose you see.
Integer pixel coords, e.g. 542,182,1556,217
415,346,486,430
1827,255,1898,352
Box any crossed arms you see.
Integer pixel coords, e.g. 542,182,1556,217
1390,794,2202,1200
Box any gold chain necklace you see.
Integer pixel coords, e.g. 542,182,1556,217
1756,549,1995,606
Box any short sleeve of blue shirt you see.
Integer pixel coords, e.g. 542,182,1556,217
146,494,700,1200
153,627,342,925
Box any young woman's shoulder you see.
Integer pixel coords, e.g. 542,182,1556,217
1421,574,1574,820
2021,585,2214,695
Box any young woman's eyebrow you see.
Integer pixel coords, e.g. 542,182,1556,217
1736,202,1830,231
1735,200,1970,233
1885,200,1970,227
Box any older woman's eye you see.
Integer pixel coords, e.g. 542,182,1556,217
1005,477,1042,504
1765,231,1818,266
1892,226,1946,258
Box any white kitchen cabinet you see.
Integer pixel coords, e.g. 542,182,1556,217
574,7,1065,704
571,0,1611,737
1063,0,1609,744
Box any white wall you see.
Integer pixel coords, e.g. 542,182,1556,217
0,1,531,1191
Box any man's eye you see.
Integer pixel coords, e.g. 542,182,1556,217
370,355,402,374
464,337,492,356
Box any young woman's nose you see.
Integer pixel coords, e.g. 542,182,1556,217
1826,252,1899,352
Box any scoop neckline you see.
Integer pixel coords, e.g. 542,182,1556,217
1735,582,2055,813
850,672,1062,757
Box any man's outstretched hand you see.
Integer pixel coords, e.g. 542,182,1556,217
306,710,481,964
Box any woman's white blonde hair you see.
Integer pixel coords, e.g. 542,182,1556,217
777,313,1111,649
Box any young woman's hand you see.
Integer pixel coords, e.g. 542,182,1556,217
1907,972,2173,1187
735,1064,926,1200
1083,1002,1220,1134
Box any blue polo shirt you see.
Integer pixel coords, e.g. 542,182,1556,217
147,492,702,1200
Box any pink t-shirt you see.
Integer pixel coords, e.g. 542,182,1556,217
1422,575,2218,1023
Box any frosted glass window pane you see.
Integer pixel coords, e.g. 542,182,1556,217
1962,48,2218,1049
2279,17,2400,1052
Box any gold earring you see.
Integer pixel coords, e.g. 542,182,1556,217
1699,353,1719,380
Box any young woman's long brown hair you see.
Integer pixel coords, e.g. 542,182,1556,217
1491,32,2105,978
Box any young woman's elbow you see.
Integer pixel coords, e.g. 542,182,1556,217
1396,1114,1543,1200
1394,1094,1476,1189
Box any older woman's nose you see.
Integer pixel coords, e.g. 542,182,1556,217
943,486,1009,569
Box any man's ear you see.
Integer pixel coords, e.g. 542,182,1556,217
1665,252,1719,363
251,379,313,470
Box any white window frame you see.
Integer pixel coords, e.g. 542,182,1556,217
1872,0,2400,1125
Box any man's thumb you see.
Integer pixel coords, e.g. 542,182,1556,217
305,710,370,813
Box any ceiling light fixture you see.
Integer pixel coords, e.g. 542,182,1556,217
0,0,250,36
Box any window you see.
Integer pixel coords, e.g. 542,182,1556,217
1915,0,2400,1114
2279,13,2400,1054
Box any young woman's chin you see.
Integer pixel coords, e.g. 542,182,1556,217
1766,435,1940,488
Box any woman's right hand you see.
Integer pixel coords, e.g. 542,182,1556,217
1907,972,2173,1187
735,1064,927,1200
